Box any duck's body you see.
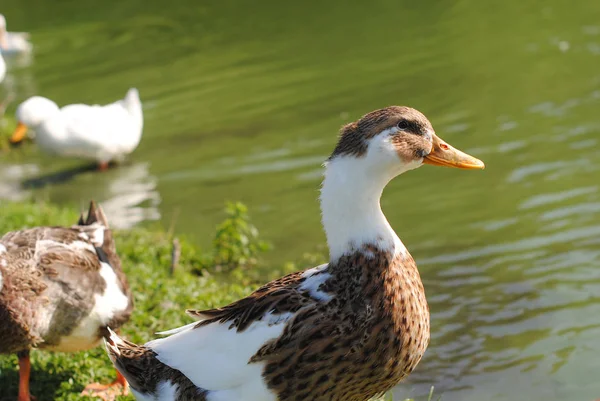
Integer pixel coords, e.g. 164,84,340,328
11,88,143,169
111,252,428,401
107,106,484,401
0,202,134,401
0,14,33,55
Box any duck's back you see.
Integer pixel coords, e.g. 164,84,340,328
0,212,132,354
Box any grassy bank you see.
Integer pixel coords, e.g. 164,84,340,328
0,201,429,401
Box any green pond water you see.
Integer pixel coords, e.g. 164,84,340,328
2,0,600,400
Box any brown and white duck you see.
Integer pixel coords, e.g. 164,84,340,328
105,106,484,401
0,201,134,401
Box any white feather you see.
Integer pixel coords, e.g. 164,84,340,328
88,224,105,247
321,130,418,262
299,263,332,302
106,327,125,348
206,379,277,401
130,388,157,401
156,382,179,400
155,321,198,336
147,317,285,400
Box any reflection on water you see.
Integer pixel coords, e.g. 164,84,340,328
0,161,160,229
0,163,38,201
99,162,161,229
1,0,600,400
2,51,33,70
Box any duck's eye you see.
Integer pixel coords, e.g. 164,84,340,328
397,120,410,130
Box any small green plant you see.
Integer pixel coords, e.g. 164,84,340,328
209,201,270,272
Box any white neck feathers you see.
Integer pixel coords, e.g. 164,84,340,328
320,137,414,262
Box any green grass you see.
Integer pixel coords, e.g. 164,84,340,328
0,201,436,401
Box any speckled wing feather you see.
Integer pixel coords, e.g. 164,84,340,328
187,271,319,332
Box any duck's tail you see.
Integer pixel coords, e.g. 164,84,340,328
77,200,109,227
104,328,162,396
123,87,143,123
123,88,140,110
121,88,143,148
76,200,115,255
104,328,205,400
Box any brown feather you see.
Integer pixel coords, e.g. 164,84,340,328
330,106,433,159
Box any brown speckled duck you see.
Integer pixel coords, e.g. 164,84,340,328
105,106,484,401
0,201,134,401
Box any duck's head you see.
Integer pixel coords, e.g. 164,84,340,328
322,106,484,260
10,96,60,144
328,106,484,178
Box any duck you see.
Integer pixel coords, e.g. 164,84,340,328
105,106,485,401
0,201,134,401
10,88,144,170
0,14,33,55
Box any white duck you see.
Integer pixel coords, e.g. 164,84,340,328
11,88,144,170
0,14,32,55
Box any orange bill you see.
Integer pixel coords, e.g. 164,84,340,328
10,122,28,144
423,133,485,170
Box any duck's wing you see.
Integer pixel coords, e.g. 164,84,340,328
145,263,332,395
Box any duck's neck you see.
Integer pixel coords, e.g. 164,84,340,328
320,156,407,263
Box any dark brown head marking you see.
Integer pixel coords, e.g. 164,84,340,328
329,106,435,161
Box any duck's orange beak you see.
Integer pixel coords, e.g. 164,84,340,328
10,122,28,144
423,133,485,170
